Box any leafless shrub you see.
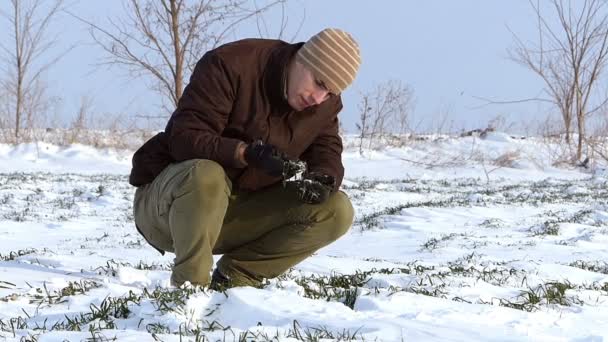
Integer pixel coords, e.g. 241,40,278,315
69,113,145,150
61,95,104,147
422,104,456,136
396,135,482,170
356,80,415,154
0,127,153,150
0,92,154,150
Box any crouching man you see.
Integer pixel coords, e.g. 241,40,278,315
129,28,361,289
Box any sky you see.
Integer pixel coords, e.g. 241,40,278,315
0,1,575,134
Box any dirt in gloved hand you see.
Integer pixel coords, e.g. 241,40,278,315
282,159,307,181
285,171,335,205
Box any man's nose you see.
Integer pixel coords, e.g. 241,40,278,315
311,89,330,105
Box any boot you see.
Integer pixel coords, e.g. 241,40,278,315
209,268,233,291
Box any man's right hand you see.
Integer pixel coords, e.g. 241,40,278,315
243,140,287,177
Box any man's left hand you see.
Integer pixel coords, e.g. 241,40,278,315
286,172,335,205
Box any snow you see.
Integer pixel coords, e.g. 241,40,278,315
0,134,607,341
0,142,131,174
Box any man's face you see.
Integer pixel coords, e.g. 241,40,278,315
286,60,333,111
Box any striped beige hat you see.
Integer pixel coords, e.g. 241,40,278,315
295,28,361,94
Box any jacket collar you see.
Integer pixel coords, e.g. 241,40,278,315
264,42,304,114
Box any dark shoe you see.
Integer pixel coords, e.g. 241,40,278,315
209,268,233,291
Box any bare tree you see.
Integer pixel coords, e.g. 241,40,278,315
391,81,416,136
356,80,416,152
70,0,289,114
356,94,370,155
0,0,66,141
510,0,608,160
63,95,94,145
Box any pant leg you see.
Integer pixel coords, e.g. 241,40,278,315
213,184,354,286
133,159,232,286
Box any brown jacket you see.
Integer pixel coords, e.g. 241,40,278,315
129,38,344,192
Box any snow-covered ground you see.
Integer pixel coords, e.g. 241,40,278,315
1,133,607,341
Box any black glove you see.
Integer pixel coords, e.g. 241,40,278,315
244,140,288,177
287,172,335,204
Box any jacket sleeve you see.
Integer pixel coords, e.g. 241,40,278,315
300,113,345,192
165,51,244,168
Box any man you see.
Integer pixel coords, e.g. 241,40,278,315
129,28,361,289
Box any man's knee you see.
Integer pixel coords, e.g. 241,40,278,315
323,191,354,241
184,160,230,199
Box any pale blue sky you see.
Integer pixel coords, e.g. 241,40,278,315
2,1,563,133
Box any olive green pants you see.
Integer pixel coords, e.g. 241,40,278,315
133,159,354,287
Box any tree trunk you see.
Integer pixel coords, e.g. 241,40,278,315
577,109,584,160
13,1,22,141
15,77,22,140
563,111,571,144
169,0,183,105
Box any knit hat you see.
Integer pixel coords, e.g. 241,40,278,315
295,28,361,94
